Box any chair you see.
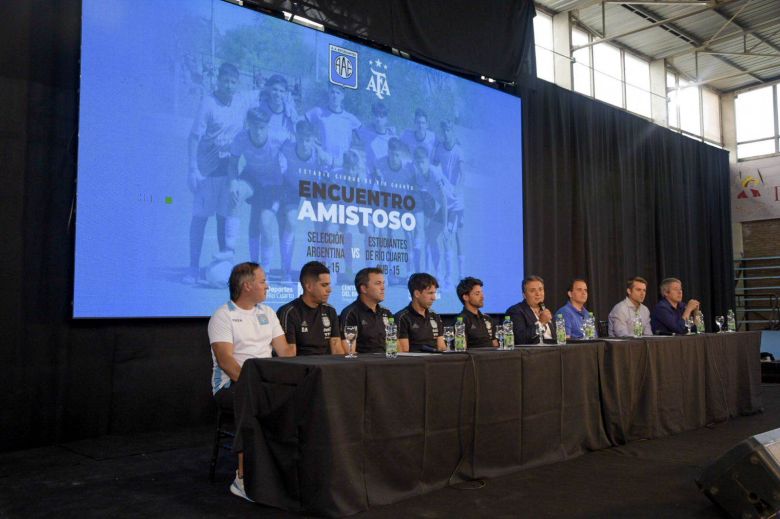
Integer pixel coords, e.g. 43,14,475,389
597,320,609,338
209,405,235,483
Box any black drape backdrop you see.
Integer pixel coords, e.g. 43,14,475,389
517,79,734,323
252,0,537,82
0,0,733,453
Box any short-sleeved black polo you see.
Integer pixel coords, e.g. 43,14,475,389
395,304,444,352
339,298,394,354
458,307,496,348
277,297,340,355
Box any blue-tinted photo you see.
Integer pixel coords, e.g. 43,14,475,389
74,0,523,317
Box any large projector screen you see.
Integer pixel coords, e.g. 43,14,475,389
74,0,523,318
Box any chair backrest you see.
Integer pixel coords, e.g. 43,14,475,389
597,320,609,338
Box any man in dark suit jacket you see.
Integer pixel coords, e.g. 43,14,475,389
505,275,556,345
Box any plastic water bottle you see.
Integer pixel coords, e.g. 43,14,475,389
694,310,705,334
585,314,596,339
385,317,398,358
502,316,514,350
727,309,736,332
633,312,644,338
555,314,567,345
454,317,466,351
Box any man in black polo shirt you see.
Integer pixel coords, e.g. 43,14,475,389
456,277,498,348
277,261,343,355
340,267,394,354
396,273,445,353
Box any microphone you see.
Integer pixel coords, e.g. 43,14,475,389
539,302,546,313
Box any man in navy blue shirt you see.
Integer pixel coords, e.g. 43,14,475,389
555,279,594,339
650,277,700,334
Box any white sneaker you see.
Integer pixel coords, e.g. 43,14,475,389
230,472,253,502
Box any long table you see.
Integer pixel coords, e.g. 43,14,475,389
233,332,762,517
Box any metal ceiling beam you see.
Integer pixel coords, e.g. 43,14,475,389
620,3,766,84
701,0,753,48
660,15,780,59
698,50,780,58
710,6,780,55
694,60,780,85
570,0,741,50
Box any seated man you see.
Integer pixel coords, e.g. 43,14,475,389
340,267,394,354
456,277,498,348
277,261,343,355
555,279,595,339
395,273,446,352
208,262,294,502
650,277,701,335
608,276,652,337
505,275,556,344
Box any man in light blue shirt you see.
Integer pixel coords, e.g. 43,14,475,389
555,279,593,339
608,276,652,337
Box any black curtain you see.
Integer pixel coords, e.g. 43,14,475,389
518,78,735,323
253,0,537,83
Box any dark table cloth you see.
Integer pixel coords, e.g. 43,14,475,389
233,332,762,516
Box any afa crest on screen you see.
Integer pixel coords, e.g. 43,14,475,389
367,59,391,100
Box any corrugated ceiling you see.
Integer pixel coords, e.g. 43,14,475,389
537,0,780,92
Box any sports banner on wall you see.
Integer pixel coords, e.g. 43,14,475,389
731,155,780,223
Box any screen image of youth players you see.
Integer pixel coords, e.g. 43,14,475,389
229,107,284,268
74,3,524,318
186,62,256,284
258,74,298,151
411,146,450,277
306,83,360,168
401,108,436,161
355,102,396,175
319,149,367,282
375,137,417,278
279,119,331,281
433,121,465,287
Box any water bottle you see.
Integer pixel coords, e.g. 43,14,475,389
502,316,514,350
555,313,567,345
585,314,596,339
385,317,398,358
694,310,705,334
632,312,644,338
727,309,736,332
454,317,467,351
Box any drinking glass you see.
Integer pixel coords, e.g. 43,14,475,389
684,318,693,335
496,328,505,350
443,326,454,352
344,325,358,358
715,315,725,333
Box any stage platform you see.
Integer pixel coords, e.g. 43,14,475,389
2,384,780,518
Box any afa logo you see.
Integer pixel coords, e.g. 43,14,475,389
329,44,358,89
737,170,764,199
366,58,390,100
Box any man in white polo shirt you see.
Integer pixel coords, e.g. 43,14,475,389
208,262,294,501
